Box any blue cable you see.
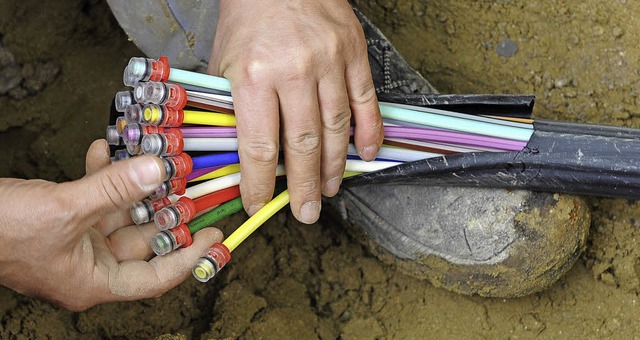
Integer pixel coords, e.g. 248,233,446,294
192,152,240,170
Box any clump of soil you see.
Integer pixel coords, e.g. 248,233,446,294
2,0,640,338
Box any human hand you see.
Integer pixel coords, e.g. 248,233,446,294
208,0,384,224
0,140,223,311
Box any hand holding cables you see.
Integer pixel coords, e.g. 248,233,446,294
207,0,384,224
0,140,223,310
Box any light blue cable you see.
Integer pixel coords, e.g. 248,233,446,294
379,103,533,141
169,68,232,93
166,66,533,141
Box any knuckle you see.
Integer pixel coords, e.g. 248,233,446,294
283,57,314,82
242,182,273,201
241,59,271,84
321,31,342,60
323,108,352,135
291,177,321,198
97,172,134,210
285,131,321,157
242,138,279,166
352,83,378,106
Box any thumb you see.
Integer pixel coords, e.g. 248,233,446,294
61,155,165,224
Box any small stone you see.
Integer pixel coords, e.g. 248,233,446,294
21,61,60,94
521,313,546,334
600,272,617,287
8,86,28,99
555,77,571,88
0,64,22,94
0,47,15,67
38,61,60,85
613,26,624,39
496,39,518,58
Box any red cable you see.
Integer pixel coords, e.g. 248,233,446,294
193,185,241,212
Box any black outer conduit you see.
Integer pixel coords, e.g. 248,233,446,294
376,93,535,119
344,120,640,199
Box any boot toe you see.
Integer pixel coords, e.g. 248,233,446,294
334,185,590,297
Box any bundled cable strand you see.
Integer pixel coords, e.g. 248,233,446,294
107,56,535,282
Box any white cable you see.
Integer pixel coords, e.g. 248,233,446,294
344,159,402,172
170,165,286,202
183,138,239,151
347,144,441,162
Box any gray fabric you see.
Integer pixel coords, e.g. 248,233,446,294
107,0,218,71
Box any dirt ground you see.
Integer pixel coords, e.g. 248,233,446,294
2,0,640,338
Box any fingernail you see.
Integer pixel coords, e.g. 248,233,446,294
323,176,342,196
248,204,265,216
130,157,163,193
360,145,379,161
299,201,321,224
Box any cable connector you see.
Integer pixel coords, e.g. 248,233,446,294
133,81,187,110
110,149,130,163
124,104,144,123
130,197,172,225
123,56,170,87
150,223,193,256
122,122,165,146
106,125,121,146
162,153,193,181
126,143,142,155
154,196,197,231
115,116,128,135
192,243,231,282
141,103,185,127
141,130,184,157
115,90,136,112
148,177,187,200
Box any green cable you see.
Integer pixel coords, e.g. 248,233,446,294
187,197,244,234
187,180,288,235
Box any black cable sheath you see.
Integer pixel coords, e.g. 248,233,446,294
343,120,640,199
376,93,535,119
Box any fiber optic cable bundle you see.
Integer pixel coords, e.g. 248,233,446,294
107,56,640,283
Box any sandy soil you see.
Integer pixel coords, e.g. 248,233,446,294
2,0,640,338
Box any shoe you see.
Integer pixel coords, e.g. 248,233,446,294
326,8,592,298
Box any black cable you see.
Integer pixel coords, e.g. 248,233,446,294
344,119,640,199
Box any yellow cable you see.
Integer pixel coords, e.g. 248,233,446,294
223,190,290,252
183,110,237,126
221,171,361,252
188,164,241,182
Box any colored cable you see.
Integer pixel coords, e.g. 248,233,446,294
191,152,240,170
378,103,533,141
180,126,237,138
169,68,232,92
194,185,241,212
183,138,239,152
189,164,241,182
188,196,244,234
186,165,224,182
182,110,236,126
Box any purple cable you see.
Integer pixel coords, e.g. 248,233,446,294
186,165,224,181
180,127,237,138
178,125,527,151
382,126,527,151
